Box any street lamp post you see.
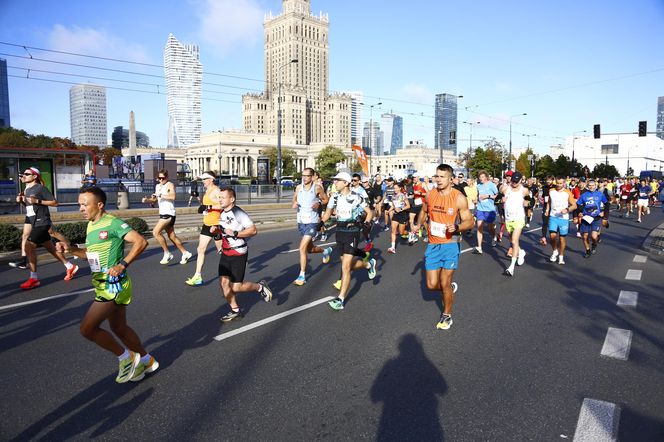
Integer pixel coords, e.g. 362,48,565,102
276,58,298,200
461,120,480,174
508,112,527,171
571,130,587,176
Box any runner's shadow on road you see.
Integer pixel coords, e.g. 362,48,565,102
248,242,292,273
618,402,664,440
371,334,447,441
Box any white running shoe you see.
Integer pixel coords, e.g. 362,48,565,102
180,251,193,264
504,267,514,276
558,255,565,265
549,250,559,262
517,248,526,266
160,253,174,265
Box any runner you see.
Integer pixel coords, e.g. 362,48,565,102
322,172,377,311
473,170,498,254
187,181,202,207
14,167,79,289
360,175,379,251
576,178,608,257
417,164,474,330
56,186,157,383
408,173,427,245
142,169,192,265
547,177,577,265
211,187,273,322
500,172,529,276
382,177,396,231
372,174,385,226
539,176,555,245
185,171,223,286
291,167,331,286
636,178,654,223
387,180,411,254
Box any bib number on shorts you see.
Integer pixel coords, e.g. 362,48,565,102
86,252,101,272
429,221,448,238
26,205,35,217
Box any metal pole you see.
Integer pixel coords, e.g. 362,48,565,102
277,81,282,201
509,118,512,171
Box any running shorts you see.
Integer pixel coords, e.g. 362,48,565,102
93,275,133,305
637,199,649,207
506,219,526,234
218,253,248,283
159,214,176,227
392,211,409,225
410,204,422,215
336,230,361,256
28,225,51,245
579,218,602,234
548,217,569,236
298,223,319,237
201,224,217,238
424,243,461,271
476,210,496,223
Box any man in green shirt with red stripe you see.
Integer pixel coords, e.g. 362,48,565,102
56,186,158,383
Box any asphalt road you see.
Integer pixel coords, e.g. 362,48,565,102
1,209,663,441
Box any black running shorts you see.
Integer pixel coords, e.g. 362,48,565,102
336,230,361,256
218,253,248,283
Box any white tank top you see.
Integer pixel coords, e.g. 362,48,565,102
296,183,320,224
156,182,176,216
503,185,525,222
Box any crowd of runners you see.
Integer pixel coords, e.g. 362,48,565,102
7,165,664,384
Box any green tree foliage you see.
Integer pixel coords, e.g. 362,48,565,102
534,155,555,179
516,149,534,178
261,146,297,178
466,139,505,178
315,145,347,179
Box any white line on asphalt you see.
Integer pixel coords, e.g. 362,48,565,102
214,296,336,341
0,287,95,311
625,269,643,280
280,242,336,253
632,255,647,263
617,290,638,307
600,327,633,360
573,398,620,442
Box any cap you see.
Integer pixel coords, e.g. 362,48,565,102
23,167,41,176
198,172,216,180
332,171,352,183
510,171,523,183
505,170,513,177
386,176,394,181
361,175,369,183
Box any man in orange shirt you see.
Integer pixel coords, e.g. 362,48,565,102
417,164,474,330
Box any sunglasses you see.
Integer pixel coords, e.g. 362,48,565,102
20,173,34,177
158,176,167,180
302,174,312,177
352,179,360,182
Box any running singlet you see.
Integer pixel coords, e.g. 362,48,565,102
328,192,367,232
296,184,321,224
549,188,574,219
24,184,54,227
503,185,526,222
202,192,221,226
85,213,132,281
391,192,408,211
426,188,463,244
577,191,607,218
155,182,176,216
413,183,427,206
475,182,498,212
219,206,254,256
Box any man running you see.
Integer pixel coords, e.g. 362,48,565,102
576,179,608,257
547,177,577,265
291,167,331,286
636,178,654,223
500,171,528,276
142,169,192,265
15,167,79,289
408,173,427,245
539,176,554,245
188,181,202,207
323,172,377,311
382,177,396,230
211,187,273,322
186,172,223,286
474,170,498,254
56,186,157,383
417,164,473,330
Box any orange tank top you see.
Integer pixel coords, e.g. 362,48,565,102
203,192,221,226
426,187,462,244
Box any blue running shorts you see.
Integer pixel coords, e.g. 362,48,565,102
425,243,461,271
476,210,496,223
548,217,569,236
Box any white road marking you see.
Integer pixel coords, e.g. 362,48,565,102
625,269,642,280
600,327,632,360
0,288,95,311
280,242,336,253
632,255,647,263
573,398,620,442
617,290,638,307
214,296,336,341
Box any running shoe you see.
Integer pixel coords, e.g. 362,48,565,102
116,351,141,384
576,232,582,238
383,225,390,232
549,250,559,262
220,310,243,322
322,247,333,264
20,278,40,290
504,268,514,276
364,241,374,253
328,297,344,311
517,249,526,266
185,275,203,286
525,223,530,228
320,233,328,241
362,252,371,263
130,356,160,382
436,314,453,330
591,243,598,254
637,219,642,223
8,257,27,269
259,280,273,302
180,251,193,264
387,247,396,254
64,264,79,281
583,250,591,259
558,255,565,265
491,237,497,247
401,234,409,239
160,253,174,265
472,247,483,254
293,275,306,286
333,279,341,290
411,235,419,244
451,282,458,293
367,258,377,280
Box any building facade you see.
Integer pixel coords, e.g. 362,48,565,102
381,113,403,155
242,0,351,147
69,83,107,148
363,121,381,156
164,34,202,148
434,93,459,155
112,126,150,149
346,91,363,146
657,96,664,140
0,58,9,128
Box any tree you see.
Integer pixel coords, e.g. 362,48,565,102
591,163,619,179
261,146,297,178
534,155,555,179
466,138,506,178
315,145,347,179
99,147,122,166
516,149,534,178
350,160,363,174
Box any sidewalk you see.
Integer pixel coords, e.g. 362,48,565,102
642,221,664,261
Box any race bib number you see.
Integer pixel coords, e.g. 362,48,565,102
337,207,352,220
299,212,312,224
429,221,448,238
26,205,35,217
86,252,101,272
414,198,423,205
621,195,627,200
582,215,595,225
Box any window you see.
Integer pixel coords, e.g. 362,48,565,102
601,144,619,154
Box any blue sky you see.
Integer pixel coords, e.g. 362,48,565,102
1,0,663,155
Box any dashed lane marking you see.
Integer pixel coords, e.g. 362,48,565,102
617,290,638,307
625,269,642,280
632,255,647,263
0,288,95,311
573,398,620,442
600,327,632,360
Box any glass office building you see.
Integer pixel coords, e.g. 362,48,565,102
434,93,458,155
381,113,403,155
0,59,10,128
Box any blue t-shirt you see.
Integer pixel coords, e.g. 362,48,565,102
576,190,608,218
638,185,652,200
475,181,498,212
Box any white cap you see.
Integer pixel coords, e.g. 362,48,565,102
198,172,216,180
332,171,352,183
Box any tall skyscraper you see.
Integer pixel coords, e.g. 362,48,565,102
242,0,351,147
69,83,107,148
164,34,202,148
434,93,459,155
657,96,664,140
0,58,11,128
346,91,364,146
381,112,403,155
363,121,381,156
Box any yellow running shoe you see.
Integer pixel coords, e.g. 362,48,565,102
332,279,341,290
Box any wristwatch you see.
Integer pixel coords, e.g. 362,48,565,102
233,230,239,238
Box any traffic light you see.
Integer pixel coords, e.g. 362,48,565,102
593,124,600,139
638,121,647,137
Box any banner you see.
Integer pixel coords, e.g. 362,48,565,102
352,145,369,176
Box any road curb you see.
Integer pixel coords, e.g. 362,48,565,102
641,221,664,262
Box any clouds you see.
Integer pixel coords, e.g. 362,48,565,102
194,0,264,57
401,83,433,106
48,24,151,63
